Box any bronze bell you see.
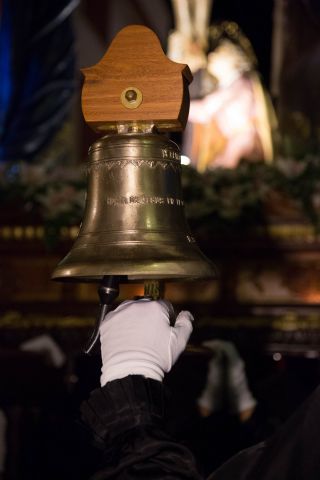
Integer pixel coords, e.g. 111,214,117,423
52,131,216,281
52,25,216,284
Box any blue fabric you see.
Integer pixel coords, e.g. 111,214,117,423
0,0,79,162
0,0,12,147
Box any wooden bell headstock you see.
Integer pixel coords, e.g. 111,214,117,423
81,25,192,133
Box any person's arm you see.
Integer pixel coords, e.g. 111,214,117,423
81,375,202,479
81,298,320,480
81,299,203,479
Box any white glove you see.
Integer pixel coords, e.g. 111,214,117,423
20,334,66,368
220,341,257,414
99,298,193,386
198,340,257,415
197,347,225,415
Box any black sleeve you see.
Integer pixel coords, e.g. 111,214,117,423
81,375,203,479
82,376,320,480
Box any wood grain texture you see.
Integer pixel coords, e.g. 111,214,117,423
81,25,192,132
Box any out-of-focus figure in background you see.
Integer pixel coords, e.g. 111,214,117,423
192,340,260,474
197,340,257,422
185,30,275,171
168,1,275,171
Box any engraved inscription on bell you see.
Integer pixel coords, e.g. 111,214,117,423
52,133,216,281
105,196,184,206
161,149,180,160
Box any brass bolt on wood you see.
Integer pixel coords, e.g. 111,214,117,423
121,87,143,109
125,89,137,102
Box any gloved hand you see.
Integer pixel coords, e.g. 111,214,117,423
217,341,257,416
20,334,66,368
197,340,257,417
197,346,225,416
99,298,193,386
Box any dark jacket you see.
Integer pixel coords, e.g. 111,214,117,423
81,375,320,479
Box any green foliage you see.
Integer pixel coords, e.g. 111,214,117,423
181,154,320,234
2,155,320,245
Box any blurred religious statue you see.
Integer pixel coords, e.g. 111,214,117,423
167,1,276,171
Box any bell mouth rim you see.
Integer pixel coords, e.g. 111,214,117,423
51,263,219,286
51,245,218,283
52,274,217,283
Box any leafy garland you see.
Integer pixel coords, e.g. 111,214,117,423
183,155,320,234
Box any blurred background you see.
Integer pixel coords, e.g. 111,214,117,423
1,0,320,478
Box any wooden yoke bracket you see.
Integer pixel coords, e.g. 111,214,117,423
81,25,192,133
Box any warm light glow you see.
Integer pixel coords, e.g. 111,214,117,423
301,291,320,303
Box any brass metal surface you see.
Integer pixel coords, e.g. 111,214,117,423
121,87,143,109
52,133,216,282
